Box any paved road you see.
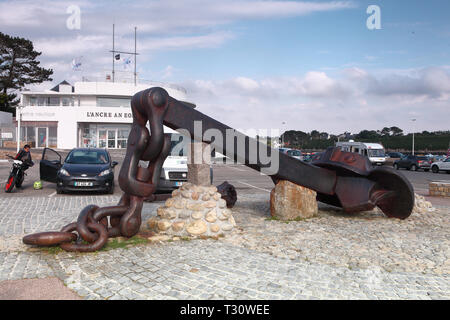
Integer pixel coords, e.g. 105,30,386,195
0,157,449,300
1,158,449,200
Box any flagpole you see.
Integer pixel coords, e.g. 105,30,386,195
112,24,115,83
134,26,137,86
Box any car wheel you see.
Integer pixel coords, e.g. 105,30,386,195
108,182,115,194
56,187,64,194
431,165,439,173
393,163,399,170
411,164,418,171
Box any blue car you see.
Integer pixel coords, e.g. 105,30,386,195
40,148,118,194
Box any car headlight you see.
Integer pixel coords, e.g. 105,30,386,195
59,168,70,176
99,169,111,176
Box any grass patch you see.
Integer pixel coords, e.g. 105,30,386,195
101,236,149,251
265,215,316,223
41,246,64,255
265,216,290,224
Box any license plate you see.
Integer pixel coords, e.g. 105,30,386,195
74,181,93,187
175,181,183,186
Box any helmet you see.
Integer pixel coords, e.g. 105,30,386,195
33,181,43,190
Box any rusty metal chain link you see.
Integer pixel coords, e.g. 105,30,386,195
23,88,172,252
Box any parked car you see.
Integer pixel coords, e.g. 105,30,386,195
302,154,314,162
393,155,431,172
430,157,450,174
278,148,303,160
433,155,447,163
311,152,323,162
40,148,118,194
387,152,404,159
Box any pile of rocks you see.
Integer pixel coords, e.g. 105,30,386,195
412,193,435,213
371,193,435,215
146,182,236,238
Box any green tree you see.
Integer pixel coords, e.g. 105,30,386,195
0,32,53,115
380,127,391,136
389,126,403,136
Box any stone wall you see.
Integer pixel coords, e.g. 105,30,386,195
429,182,450,198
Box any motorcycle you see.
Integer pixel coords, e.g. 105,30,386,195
4,155,28,193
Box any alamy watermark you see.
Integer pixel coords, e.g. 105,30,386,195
66,5,81,30
367,5,381,30
169,121,281,175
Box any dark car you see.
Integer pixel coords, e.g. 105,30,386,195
393,155,431,172
40,148,118,194
387,152,404,159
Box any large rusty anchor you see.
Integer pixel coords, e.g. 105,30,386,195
23,87,414,252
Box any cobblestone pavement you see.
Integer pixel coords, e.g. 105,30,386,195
0,193,449,300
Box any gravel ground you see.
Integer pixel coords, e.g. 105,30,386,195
0,192,448,300
223,193,450,275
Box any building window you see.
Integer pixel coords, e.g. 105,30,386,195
48,97,60,106
96,97,131,108
49,127,57,148
29,97,37,106
117,129,129,149
37,97,46,106
62,97,74,106
82,125,97,148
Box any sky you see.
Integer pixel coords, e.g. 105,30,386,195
1,0,450,135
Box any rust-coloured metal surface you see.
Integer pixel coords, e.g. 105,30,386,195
22,87,414,252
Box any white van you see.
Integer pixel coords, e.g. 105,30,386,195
144,125,189,191
335,141,386,165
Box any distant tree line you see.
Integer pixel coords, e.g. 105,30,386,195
280,127,450,152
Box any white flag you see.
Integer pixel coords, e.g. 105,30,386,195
71,56,83,71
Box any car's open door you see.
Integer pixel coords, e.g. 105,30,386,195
40,148,62,182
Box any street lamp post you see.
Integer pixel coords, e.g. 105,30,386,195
281,121,287,147
411,118,416,155
16,105,23,153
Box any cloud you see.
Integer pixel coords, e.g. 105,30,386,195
182,67,450,134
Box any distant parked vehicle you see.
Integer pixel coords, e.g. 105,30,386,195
433,155,447,163
387,152,404,159
311,152,323,162
335,141,386,166
278,148,303,160
393,155,431,172
430,157,450,174
302,154,314,162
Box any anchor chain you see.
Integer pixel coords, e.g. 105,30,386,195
23,88,171,252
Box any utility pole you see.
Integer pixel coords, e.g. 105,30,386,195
16,105,22,152
134,27,137,86
411,118,416,155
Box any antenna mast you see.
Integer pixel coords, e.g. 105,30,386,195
109,24,140,85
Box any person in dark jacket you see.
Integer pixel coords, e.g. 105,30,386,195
14,144,34,170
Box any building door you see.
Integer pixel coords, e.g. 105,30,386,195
107,130,116,148
98,130,107,148
37,127,48,148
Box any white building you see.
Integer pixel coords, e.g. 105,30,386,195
18,80,190,150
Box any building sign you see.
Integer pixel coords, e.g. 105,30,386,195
1,132,13,139
86,111,133,119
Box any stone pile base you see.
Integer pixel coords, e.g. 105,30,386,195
146,183,236,238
